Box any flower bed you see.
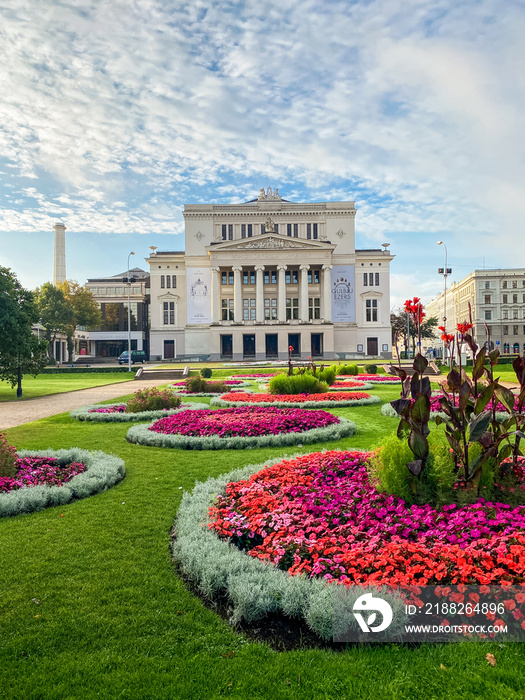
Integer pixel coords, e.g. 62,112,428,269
70,402,209,422
0,448,125,517
126,407,356,450
209,450,525,587
211,391,380,409
328,380,373,391
170,379,250,387
341,374,400,384
231,373,278,379
381,393,515,421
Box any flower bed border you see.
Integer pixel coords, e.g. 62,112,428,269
169,390,254,397
69,402,209,422
126,415,357,450
0,448,125,517
172,452,404,641
210,394,381,409
340,376,401,384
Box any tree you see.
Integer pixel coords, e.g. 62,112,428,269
35,282,75,361
0,267,48,397
56,281,101,360
391,308,439,357
390,308,410,357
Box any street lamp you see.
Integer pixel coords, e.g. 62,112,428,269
437,241,452,365
127,251,135,372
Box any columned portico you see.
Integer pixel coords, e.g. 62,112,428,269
277,264,287,322
255,265,265,322
232,266,242,321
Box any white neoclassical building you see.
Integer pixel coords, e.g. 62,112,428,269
146,189,394,362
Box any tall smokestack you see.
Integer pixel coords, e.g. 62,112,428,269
53,222,67,284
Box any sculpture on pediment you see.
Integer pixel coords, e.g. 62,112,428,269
257,187,282,201
239,238,303,250
264,217,275,233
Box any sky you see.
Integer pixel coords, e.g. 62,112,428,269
0,0,524,310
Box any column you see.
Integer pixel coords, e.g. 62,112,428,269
322,264,332,321
232,266,242,322
211,267,221,323
255,265,265,322
277,265,287,322
299,264,310,321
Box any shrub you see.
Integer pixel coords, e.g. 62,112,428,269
200,367,213,378
316,367,336,385
364,364,378,374
125,387,181,413
0,433,17,479
184,376,228,394
268,373,327,395
336,364,358,376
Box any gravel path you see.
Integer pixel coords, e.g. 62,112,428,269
0,379,169,430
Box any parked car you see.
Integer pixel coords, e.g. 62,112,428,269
118,350,147,365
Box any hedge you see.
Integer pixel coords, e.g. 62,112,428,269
0,448,125,518
126,416,357,450
40,366,136,374
69,402,209,423
172,453,406,640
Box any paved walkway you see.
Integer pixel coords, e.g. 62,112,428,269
0,379,168,430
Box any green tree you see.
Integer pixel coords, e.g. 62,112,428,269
35,282,75,361
0,267,48,397
56,281,101,360
391,308,439,358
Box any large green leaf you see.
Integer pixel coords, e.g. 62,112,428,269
468,411,492,443
474,383,495,415
446,368,462,391
391,398,411,418
472,347,487,382
410,394,430,425
458,380,471,412
409,430,429,461
407,460,423,477
489,349,500,366
413,353,428,374
494,385,516,413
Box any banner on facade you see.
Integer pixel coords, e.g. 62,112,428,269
186,268,211,324
330,265,355,322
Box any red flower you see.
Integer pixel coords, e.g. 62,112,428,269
457,322,473,336
404,297,425,324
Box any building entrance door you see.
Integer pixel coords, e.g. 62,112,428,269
243,334,256,357
221,334,233,358
288,333,300,357
265,334,278,358
164,340,175,359
367,337,378,356
311,333,323,357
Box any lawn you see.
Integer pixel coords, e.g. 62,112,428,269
1,384,524,700
0,372,137,402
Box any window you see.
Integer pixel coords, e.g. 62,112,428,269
366,299,378,322
357,344,364,352
241,224,246,239
161,275,165,289
514,325,519,335
306,223,311,239
264,298,277,319
308,269,320,284
163,301,175,325
166,275,171,289
286,298,299,320
375,272,379,286
503,294,508,304
243,298,256,321
514,310,519,319
523,294,525,303
264,270,277,284
287,223,292,237
221,271,234,285
484,295,491,304
513,294,518,304
513,280,518,288
294,223,298,238
221,224,227,241
221,299,234,320
243,271,256,285
514,343,520,353
382,344,389,352
274,224,279,234
485,281,490,289
485,310,492,320
308,297,320,319
504,343,510,354
261,224,265,235
503,310,508,320
502,280,508,288
503,325,509,335
363,273,368,286
285,270,299,284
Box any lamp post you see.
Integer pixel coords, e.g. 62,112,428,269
437,241,451,365
127,251,135,372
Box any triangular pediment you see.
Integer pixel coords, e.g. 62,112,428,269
207,233,335,253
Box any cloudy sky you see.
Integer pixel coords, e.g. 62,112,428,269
0,0,524,309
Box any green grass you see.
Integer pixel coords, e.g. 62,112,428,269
1,383,525,699
0,372,137,402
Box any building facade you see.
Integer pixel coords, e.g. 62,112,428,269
80,268,150,359
425,268,525,356
146,189,394,361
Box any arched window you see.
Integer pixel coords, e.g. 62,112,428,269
513,343,520,353
503,343,510,354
